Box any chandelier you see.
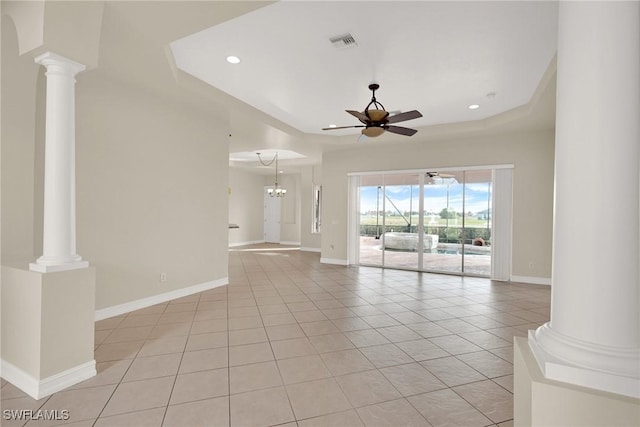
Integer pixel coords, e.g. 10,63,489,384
257,152,287,197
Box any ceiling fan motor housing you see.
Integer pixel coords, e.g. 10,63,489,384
365,109,388,122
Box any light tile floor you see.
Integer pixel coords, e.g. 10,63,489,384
0,245,551,426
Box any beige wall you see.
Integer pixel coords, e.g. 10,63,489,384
321,129,555,280
39,269,95,378
278,173,301,244
2,25,230,312
228,168,265,246
75,72,229,310
1,15,38,266
1,267,43,378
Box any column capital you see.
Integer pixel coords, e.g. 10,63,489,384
34,51,86,75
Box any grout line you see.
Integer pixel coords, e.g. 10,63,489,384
249,256,297,423
165,304,196,409
225,278,231,427
91,304,172,424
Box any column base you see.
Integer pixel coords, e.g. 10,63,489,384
528,324,640,398
30,259,89,273
1,265,96,399
515,337,640,426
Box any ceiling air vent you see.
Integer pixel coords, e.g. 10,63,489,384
329,33,358,49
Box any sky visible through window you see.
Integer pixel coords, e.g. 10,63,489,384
360,183,492,216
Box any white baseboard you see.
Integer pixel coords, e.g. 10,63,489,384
1,359,96,400
320,257,348,266
95,278,228,321
300,247,321,253
510,275,551,286
280,241,301,246
228,240,264,248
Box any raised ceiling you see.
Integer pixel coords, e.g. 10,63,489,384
170,1,558,137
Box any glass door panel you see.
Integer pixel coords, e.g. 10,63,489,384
381,174,420,270
462,169,492,275
423,172,464,274
358,175,384,267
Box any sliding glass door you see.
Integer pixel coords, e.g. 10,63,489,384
381,174,420,270
355,168,494,277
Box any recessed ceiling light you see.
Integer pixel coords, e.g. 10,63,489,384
328,124,337,128
226,56,240,64
468,104,480,110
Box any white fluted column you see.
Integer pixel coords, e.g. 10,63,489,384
528,2,640,398
30,52,88,273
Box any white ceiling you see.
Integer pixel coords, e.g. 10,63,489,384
170,1,558,139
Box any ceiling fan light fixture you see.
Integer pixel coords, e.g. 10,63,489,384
366,109,388,121
362,127,385,138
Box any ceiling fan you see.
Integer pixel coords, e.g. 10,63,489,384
322,84,423,138
426,171,457,184
426,172,456,178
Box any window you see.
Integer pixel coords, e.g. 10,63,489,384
350,166,510,278
312,184,322,233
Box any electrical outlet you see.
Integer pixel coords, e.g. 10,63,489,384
160,273,167,282
528,262,535,270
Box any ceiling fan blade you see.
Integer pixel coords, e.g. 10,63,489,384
322,125,365,130
346,110,369,123
385,125,418,136
386,110,423,124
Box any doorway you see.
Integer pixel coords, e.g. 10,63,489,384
264,187,281,243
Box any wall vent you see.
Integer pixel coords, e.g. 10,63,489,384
329,33,358,49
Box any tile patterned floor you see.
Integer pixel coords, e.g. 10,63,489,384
0,246,551,426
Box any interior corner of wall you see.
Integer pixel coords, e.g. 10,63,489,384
3,0,45,56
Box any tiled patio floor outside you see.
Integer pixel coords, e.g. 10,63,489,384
0,244,550,426
359,237,491,276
